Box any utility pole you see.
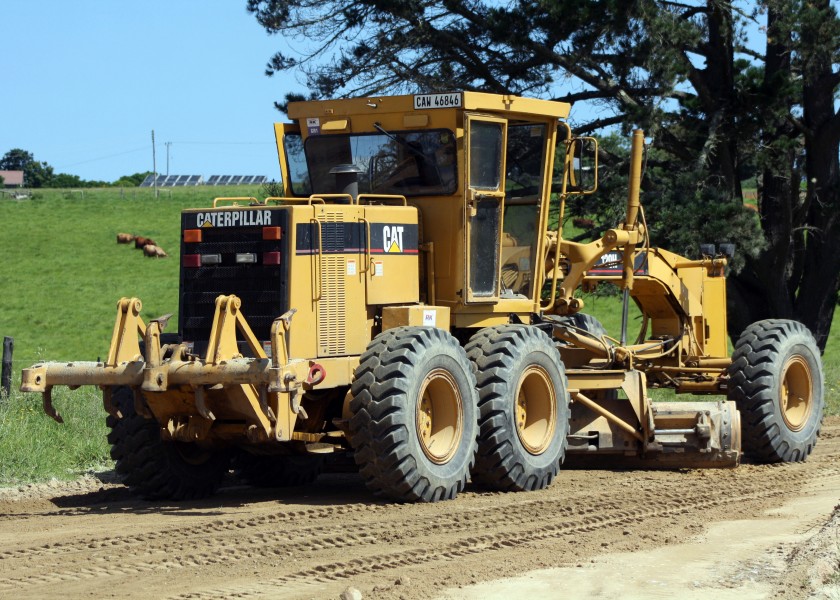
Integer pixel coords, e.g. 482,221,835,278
152,130,158,198
165,142,172,176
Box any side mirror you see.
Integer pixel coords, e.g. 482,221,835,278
566,137,599,194
718,243,735,259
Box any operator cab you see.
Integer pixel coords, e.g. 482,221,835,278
275,92,593,322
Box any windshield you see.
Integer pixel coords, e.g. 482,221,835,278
290,129,457,197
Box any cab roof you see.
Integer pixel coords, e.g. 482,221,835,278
286,92,571,121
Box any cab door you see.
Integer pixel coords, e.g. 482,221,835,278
464,114,507,303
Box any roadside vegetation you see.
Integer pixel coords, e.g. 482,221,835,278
0,186,838,484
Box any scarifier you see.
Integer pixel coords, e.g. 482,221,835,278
21,92,824,501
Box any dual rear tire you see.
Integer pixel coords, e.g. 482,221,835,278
348,325,570,501
466,326,570,491
348,327,479,502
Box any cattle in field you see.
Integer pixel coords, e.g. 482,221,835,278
143,244,167,258
135,236,157,249
117,233,135,244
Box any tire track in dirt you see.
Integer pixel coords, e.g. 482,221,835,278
174,468,840,600
8,463,837,595
1,423,837,599
0,501,382,561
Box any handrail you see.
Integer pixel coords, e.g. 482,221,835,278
357,193,408,206
310,193,353,204
359,217,371,273
312,217,323,300
265,196,325,205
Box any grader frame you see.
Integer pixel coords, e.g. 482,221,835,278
21,91,824,502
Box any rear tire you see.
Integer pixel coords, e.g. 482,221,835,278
106,386,229,500
466,325,570,491
728,319,824,463
348,327,478,502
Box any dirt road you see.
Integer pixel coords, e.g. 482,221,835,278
1,418,838,600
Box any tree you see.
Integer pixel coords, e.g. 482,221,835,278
113,171,153,187
0,148,34,171
0,148,54,188
249,0,840,348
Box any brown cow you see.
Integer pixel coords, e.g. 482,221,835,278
143,244,167,258
116,233,135,244
135,236,157,249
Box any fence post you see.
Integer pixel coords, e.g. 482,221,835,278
1,337,12,399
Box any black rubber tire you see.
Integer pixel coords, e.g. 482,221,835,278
566,312,609,340
233,452,324,488
728,319,824,463
106,386,229,500
466,325,570,491
348,327,479,502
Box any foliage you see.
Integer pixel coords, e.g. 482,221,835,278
0,148,34,171
113,171,153,187
249,0,840,349
0,148,54,188
50,173,85,188
1,149,154,188
261,179,284,198
0,387,109,484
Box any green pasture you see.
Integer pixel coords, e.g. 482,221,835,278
0,187,837,484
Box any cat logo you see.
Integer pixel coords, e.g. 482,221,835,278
383,225,404,253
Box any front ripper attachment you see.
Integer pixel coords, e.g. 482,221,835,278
20,295,310,443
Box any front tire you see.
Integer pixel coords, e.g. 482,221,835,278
728,319,824,463
106,386,229,500
348,327,479,502
466,325,570,491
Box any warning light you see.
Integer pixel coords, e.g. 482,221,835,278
183,229,202,243
263,227,282,241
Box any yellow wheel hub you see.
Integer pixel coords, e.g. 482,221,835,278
780,356,813,432
514,366,556,455
416,369,463,464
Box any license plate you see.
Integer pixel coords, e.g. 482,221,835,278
414,93,462,110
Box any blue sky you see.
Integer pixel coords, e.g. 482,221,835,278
2,1,306,182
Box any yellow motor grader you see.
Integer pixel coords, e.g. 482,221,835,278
21,92,824,501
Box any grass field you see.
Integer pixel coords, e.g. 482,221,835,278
0,186,838,484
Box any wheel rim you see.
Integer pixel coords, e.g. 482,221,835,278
416,368,464,464
780,356,813,432
515,366,557,455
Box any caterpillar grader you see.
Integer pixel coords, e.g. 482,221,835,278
21,92,824,502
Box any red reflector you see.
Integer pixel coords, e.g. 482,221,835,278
263,251,282,265
263,226,282,240
184,229,202,243
183,254,201,268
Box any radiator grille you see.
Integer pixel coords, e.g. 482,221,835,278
179,212,289,352
318,211,347,356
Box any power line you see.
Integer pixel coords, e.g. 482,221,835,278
170,141,273,146
55,146,149,169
